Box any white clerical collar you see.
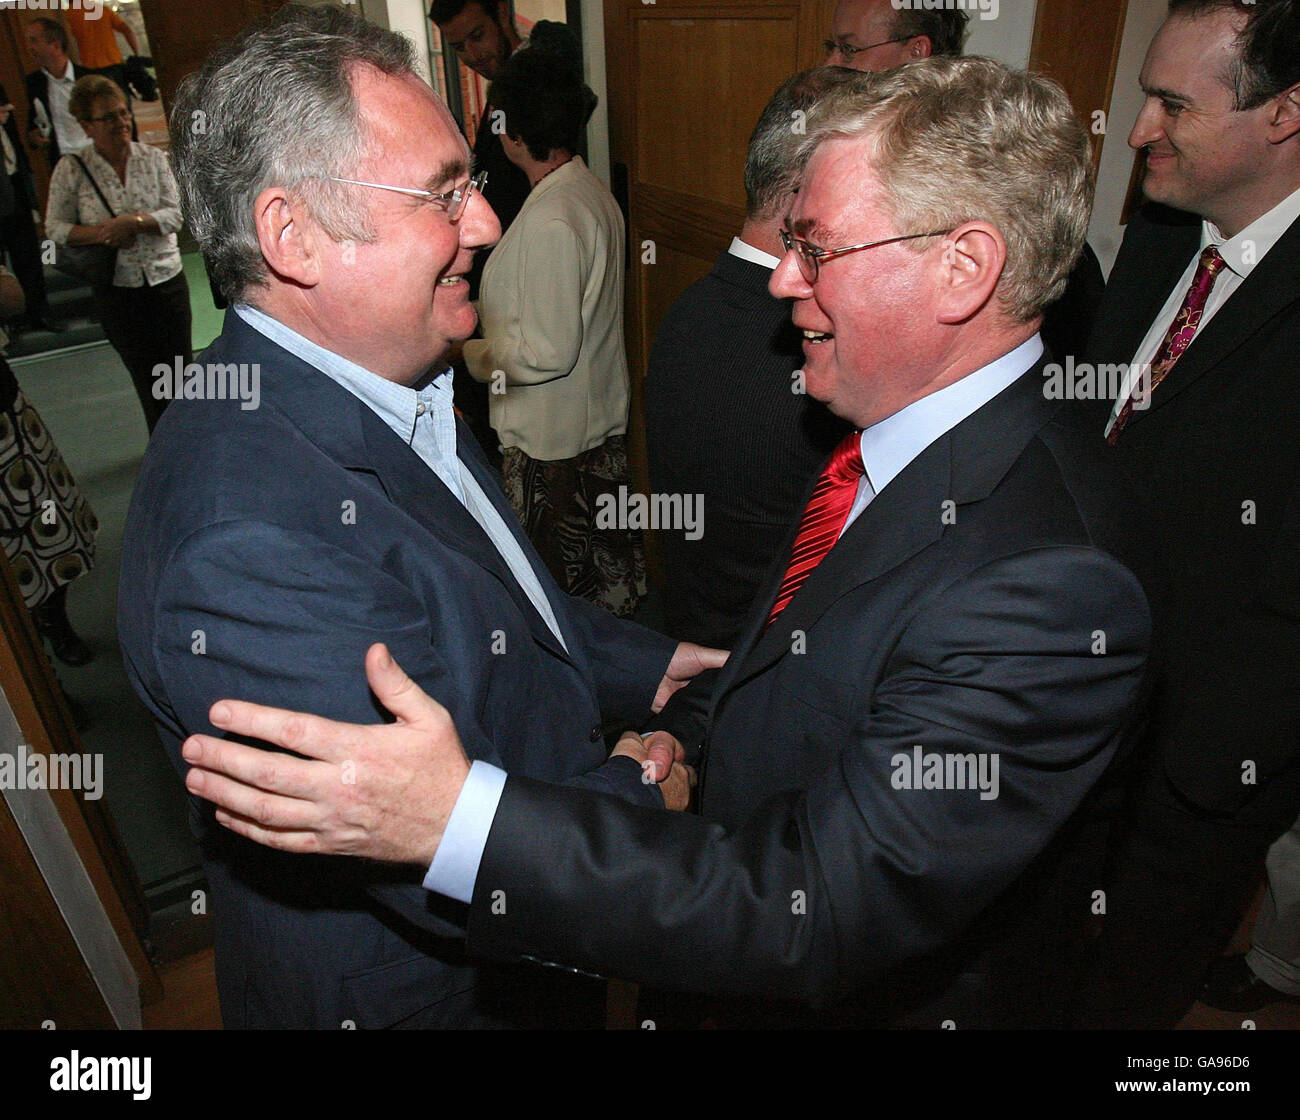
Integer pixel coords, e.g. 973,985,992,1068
1203,184,1300,281
728,236,781,270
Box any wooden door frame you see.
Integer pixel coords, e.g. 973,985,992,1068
0,549,161,1016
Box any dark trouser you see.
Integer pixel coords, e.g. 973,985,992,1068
1074,760,1300,1028
95,272,192,433
0,191,49,318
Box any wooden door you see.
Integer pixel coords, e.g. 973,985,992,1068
603,0,834,501
137,0,286,122
1029,0,1129,176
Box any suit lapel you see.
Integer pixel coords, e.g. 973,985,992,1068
453,414,586,663
1138,215,1300,421
713,367,1059,700
219,312,575,664
1090,218,1200,370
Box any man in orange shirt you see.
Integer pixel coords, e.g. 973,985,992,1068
66,7,139,95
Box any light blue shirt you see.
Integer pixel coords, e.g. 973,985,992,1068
426,333,1045,904
236,303,572,903
234,303,566,652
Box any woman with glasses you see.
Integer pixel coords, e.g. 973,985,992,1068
45,75,191,433
463,35,645,618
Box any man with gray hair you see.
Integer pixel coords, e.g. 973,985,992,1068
646,68,854,650
182,56,1155,1028
118,4,719,1029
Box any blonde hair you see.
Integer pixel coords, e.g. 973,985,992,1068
799,57,1093,322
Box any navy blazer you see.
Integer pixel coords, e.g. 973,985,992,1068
118,311,675,1028
466,360,1155,1025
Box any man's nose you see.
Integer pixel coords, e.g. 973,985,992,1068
1128,101,1162,151
769,251,812,300
459,188,501,252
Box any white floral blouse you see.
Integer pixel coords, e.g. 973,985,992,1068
45,141,184,288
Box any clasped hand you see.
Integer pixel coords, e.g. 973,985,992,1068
96,215,139,249
182,643,699,867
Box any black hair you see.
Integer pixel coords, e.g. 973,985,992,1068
489,26,595,162
1168,0,1299,109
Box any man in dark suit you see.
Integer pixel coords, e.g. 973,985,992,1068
1071,0,1300,1029
181,58,1155,1028
23,18,89,169
646,69,852,649
0,83,52,330
117,6,714,1030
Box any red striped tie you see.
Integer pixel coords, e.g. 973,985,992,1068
767,431,865,630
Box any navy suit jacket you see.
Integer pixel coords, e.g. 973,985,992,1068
466,361,1155,1025
118,311,675,1028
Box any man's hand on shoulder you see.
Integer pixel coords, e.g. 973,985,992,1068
653,641,729,713
181,643,466,866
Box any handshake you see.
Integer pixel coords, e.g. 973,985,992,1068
182,641,713,868
619,729,696,813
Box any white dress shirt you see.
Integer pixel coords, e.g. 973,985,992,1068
1105,185,1300,435
425,333,1045,903
41,60,89,157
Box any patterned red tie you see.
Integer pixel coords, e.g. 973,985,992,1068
1108,246,1226,444
767,431,865,630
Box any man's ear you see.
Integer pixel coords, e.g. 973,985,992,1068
1266,82,1300,144
931,222,1005,325
252,186,320,288
910,36,934,60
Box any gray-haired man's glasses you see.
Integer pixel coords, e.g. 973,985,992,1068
822,36,910,62
326,170,488,222
779,227,951,284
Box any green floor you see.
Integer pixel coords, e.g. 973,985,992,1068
182,251,226,350
8,251,225,899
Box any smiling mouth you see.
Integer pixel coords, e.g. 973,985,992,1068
802,329,833,344
438,274,466,287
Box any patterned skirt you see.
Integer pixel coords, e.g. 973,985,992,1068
502,435,646,619
0,389,99,609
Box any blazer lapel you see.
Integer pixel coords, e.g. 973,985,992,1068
221,311,575,664
453,415,587,663
1138,215,1300,421
714,367,1059,699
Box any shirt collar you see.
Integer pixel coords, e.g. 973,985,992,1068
1202,184,1300,280
858,334,1043,496
728,236,781,270
233,303,451,446
44,60,74,83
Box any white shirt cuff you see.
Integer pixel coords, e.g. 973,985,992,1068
422,760,507,903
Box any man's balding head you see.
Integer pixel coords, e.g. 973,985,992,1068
824,0,968,72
